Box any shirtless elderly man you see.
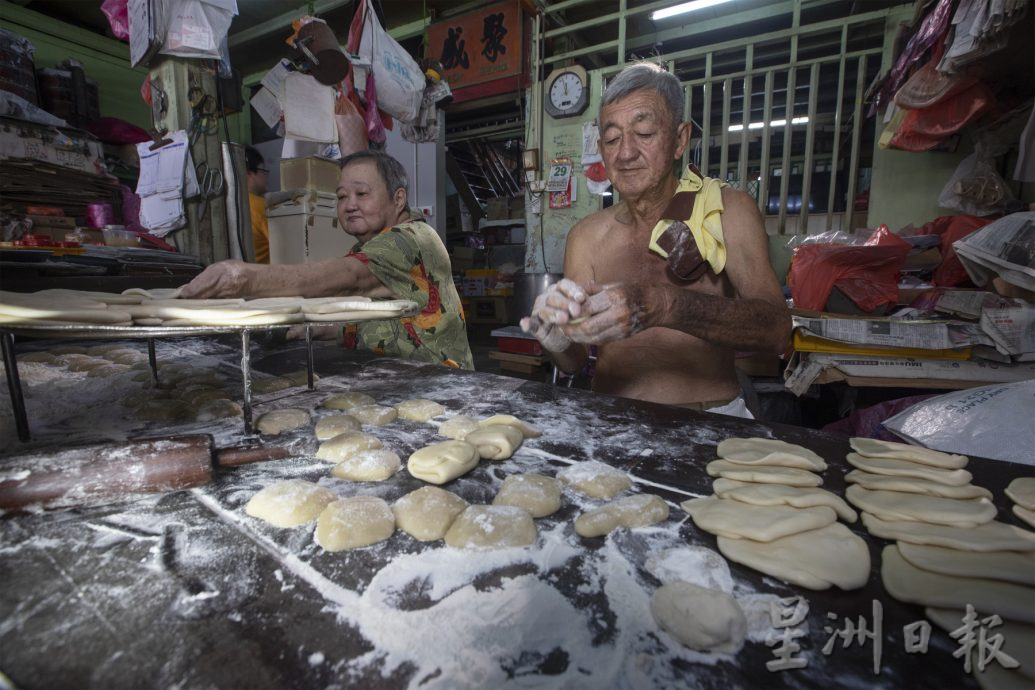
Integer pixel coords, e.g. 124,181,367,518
520,62,791,418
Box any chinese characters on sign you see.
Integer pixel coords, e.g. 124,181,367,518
766,597,1020,678
428,1,523,93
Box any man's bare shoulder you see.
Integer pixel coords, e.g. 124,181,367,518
720,186,767,238
569,205,621,243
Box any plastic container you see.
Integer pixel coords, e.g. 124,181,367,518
102,225,139,247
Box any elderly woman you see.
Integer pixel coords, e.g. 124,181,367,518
180,150,474,370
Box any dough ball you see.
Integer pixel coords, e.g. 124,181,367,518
51,345,87,355
134,398,191,421
178,387,232,407
575,493,670,537
330,449,401,481
1006,476,1035,511
464,424,524,460
87,344,122,356
56,353,92,367
315,496,396,551
350,404,398,426
438,415,479,440
557,461,632,499
67,356,109,372
256,408,311,435
478,414,542,438
321,392,376,410
245,479,336,528
19,352,58,364
252,376,292,395
315,431,383,462
282,369,319,387
717,437,827,471
104,348,147,364
395,398,446,422
651,582,747,654
408,440,480,485
393,486,468,541
493,474,562,518
87,363,129,378
681,496,836,542
718,522,871,591
444,505,537,549
196,398,241,422
646,547,734,593
706,460,823,487
315,414,362,441
850,437,968,469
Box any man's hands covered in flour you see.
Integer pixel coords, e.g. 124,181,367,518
520,278,655,351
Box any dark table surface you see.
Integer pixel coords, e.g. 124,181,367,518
1,342,1031,690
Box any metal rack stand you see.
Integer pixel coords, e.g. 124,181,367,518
0,311,415,441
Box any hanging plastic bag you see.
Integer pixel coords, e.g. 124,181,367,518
101,0,130,40
357,0,425,124
162,0,238,60
364,72,386,145
336,90,368,156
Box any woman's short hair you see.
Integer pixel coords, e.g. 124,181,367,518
244,145,264,173
340,150,408,201
601,62,684,123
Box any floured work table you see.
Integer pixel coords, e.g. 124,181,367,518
0,345,1031,689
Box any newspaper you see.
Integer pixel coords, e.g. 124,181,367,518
954,212,1035,291
784,351,1035,395
980,300,1035,356
933,290,999,320
793,316,988,350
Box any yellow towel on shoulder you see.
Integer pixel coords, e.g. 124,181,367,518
648,166,728,274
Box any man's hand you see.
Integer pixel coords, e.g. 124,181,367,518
179,260,255,299
519,279,588,353
563,282,654,344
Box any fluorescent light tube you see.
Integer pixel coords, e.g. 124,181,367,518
651,0,736,21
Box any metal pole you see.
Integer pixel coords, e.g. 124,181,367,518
1,332,30,441
240,329,253,435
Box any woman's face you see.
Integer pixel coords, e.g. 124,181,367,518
336,160,405,243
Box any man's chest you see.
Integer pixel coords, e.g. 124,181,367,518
590,231,729,296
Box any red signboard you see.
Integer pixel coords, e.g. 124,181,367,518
428,0,527,100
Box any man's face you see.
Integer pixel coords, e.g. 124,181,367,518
247,167,269,196
599,89,689,200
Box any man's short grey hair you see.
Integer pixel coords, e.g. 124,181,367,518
601,62,684,123
340,149,409,203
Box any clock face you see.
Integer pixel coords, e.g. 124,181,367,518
545,68,589,118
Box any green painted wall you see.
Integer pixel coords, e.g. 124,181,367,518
1,0,150,128
866,5,972,229
525,68,604,273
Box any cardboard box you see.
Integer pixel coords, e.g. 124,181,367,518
280,156,341,194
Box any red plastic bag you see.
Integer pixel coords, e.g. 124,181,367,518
788,225,911,313
914,214,993,286
335,92,368,157
889,81,994,152
364,72,386,145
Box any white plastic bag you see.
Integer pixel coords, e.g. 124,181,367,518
162,0,237,59
883,380,1035,464
357,0,424,124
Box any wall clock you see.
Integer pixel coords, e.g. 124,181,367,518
544,65,589,119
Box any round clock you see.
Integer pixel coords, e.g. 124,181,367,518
544,65,589,119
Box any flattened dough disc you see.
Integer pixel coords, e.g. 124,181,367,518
681,496,836,542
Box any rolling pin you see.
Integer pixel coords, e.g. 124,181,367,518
0,434,291,512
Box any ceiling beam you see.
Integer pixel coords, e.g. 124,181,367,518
229,0,353,47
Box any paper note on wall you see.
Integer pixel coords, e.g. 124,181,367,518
283,73,337,143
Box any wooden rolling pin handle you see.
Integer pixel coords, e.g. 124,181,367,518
215,445,292,467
